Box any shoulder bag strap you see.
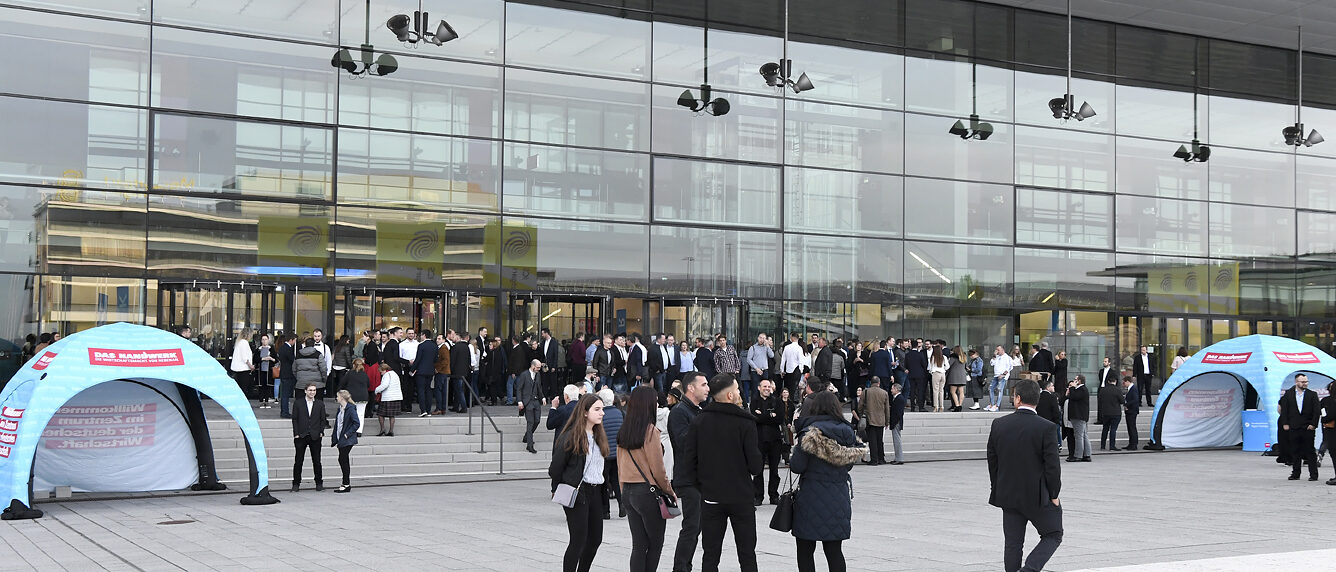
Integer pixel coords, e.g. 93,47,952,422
627,447,663,494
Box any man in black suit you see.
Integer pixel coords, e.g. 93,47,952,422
693,337,716,379
1131,346,1155,407
291,383,327,492
539,328,559,396
449,330,472,413
412,330,437,416
1280,373,1321,481
1028,342,1055,382
1097,356,1118,388
904,341,929,412
277,334,298,419
988,379,1063,572
1122,376,1141,450
1036,378,1062,427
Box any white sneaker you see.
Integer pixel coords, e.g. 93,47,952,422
969,403,980,410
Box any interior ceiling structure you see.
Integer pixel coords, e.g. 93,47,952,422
985,0,1336,56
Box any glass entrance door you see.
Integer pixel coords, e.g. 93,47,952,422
157,282,283,360
508,295,604,342
662,300,746,345
342,289,456,339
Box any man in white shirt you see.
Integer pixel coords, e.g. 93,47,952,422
780,332,804,406
989,346,1013,412
311,329,332,377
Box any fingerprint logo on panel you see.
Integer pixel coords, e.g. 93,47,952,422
406,229,440,261
1214,266,1234,291
1159,274,1173,293
287,225,324,256
1183,269,1198,292
504,229,532,259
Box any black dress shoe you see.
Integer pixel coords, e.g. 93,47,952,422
1109,446,1121,451
315,483,325,491
1066,457,1077,462
1310,475,1320,481
1289,474,1301,480
889,461,904,465
290,485,299,492
619,505,626,518
1081,457,1092,462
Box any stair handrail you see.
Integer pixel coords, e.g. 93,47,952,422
460,378,504,474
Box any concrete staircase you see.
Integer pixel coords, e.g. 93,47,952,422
199,401,1157,487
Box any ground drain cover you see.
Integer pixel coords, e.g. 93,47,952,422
156,520,196,525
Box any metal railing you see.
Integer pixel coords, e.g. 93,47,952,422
458,378,504,474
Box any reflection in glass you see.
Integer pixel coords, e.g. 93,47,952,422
652,85,781,163
334,207,488,290
1114,136,1207,200
148,200,329,280
1298,211,1336,260
38,276,144,337
341,0,503,65
1016,188,1111,249
788,40,903,109
1114,84,1202,141
512,217,648,294
1207,147,1295,207
1114,253,1210,313
0,7,148,106
2,0,144,19
652,21,780,96
1207,95,1292,151
785,168,902,237
785,234,854,302
903,178,1012,244
1115,195,1205,256
154,113,332,199
904,241,1012,306
1299,154,1336,211
1014,248,1115,309
905,58,1012,121
652,226,780,298
1015,126,1113,192
339,128,497,211
505,68,649,152
653,158,777,227
157,0,338,45
785,101,903,174
0,96,147,191
18,187,147,276
505,2,648,80
504,142,647,221
1208,203,1295,259
1014,72,1113,132
338,54,501,138
904,113,1013,183
855,237,903,303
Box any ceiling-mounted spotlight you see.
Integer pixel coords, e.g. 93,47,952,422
332,44,398,77
1283,123,1323,147
1048,94,1095,121
760,59,814,93
678,83,730,116
387,1,458,46
949,114,993,141
1172,139,1211,162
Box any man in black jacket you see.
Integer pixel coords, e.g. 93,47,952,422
904,341,929,412
988,379,1062,572
1036,379,1062,428
1097,374,1123,451
291,383,327,492
750,379,784,505
277,334,298,418
680,373,762,572
449,330,472,413
1028,342,1055,381
668,372,708,572
1280,373,1321,481
413,330,438,416
693,338,716,379
1131,346,1155,407
1122,376,1141,450
1063,375,1092,462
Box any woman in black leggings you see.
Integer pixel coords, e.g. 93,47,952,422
548,395,609,572
332,390,360,492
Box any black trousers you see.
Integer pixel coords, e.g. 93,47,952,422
796,539,845,572
624,482,668,572
601,461,620,516
562,483,604,572
293,435,322,486
1124,411,1139,448
1099,415,1120,449
1003,503,1063,572
910,376,929,410
1290,428,1319,477
337,445,353,486
753,439,782,502
1136,373,1153,406
784,370,802,406
867,425,886,463
700,502,757,572
1325,427,1336,478
1063,426,1075,458
672,485,703,572
523,402,541,447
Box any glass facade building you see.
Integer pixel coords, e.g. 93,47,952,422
4,0,1336,384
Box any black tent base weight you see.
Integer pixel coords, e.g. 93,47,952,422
240,486,279,506
1,499,43,521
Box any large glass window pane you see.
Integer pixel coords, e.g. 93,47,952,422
1114,254,1210,313
1014,248,1115,309
1114,136,1207,200
905,58,1013,122
1207,148,1296,208
0,1,144,19
152,28,335,123
1299,154,1336,211
1211,259,1294,317
1207,96,1292,151
785,234,854,302
785,168,902,238
1115,195,1205,256
788,40,903,109
503,142,646,221
1014,72,1114,133
0,96,147,191
1208,203,1296,259
509,217,648,294
1298,211,1336,261
785,101,903,174
153,113,332,200
156,0,338,44
1115,84,1204,142
0,7,148,106
652,85,781,163
338,55,501,138
903,178,1012,244
20,188,146,276
653,158,776,227
338,128,497,211
1015,126,1113,192
39,276,145,338
651,226,780,298
334,208,488,290
0,272,38,384
651,21,781,97
1016,188,1111,249
505,68,649,152
148,200,329,281
855,237,903,303
904,241,1012,306
904,113,1012,183
506,2,648,80
342,0,503,65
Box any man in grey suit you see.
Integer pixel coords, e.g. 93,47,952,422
516,359,543,454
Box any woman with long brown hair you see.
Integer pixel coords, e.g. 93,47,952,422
617,386,676,572
927,344,948,412
548,394,609,572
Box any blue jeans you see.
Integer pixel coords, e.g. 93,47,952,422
506,374,517,405
653,372,667,395
434,373,449,412
470,371,481,404
612,376,627,394
990,376,1008,408
740,378,754,406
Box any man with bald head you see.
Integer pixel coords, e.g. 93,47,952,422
516,359,544,454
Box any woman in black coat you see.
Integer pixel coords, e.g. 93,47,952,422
548,395,609,572
791,391,867,572
343,359,371,432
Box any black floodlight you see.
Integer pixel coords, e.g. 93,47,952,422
388,1,458,47
678,84,729,116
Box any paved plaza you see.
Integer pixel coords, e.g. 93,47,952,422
2,449,1334,571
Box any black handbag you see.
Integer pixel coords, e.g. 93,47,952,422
769,467,797,532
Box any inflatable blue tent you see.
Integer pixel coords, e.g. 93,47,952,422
0,323,277,519
1148,335,1336,450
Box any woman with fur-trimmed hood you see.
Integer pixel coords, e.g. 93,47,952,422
790,390,867,571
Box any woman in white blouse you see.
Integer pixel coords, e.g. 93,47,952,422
229,328,255,401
